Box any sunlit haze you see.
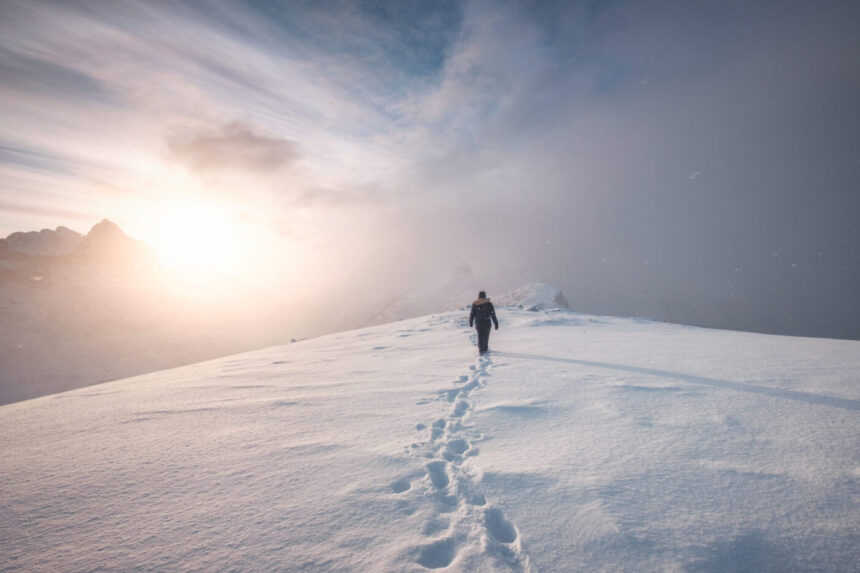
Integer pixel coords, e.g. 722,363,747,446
1,4,858,570
0,0,858,339
146,198,261,281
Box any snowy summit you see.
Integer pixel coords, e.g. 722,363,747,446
495,283,569,311
1,305,857,571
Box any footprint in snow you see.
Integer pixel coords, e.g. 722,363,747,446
391,478,411,493
442,438,470,461
416,536,457,569
469,494,486,506
399,349,528,568
451,399,470,418
438,388,460,402
421,516,450,536
431,419,446,439
484,508,518,543
426,461,450,489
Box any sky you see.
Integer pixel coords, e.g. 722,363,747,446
0,0,858,338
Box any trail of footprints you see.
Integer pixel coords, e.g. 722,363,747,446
391,356,531,571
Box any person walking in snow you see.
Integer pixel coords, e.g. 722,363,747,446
470,290,498,354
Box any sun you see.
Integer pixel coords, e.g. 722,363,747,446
146,199,254,284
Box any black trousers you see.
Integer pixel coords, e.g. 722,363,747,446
476,321,492,353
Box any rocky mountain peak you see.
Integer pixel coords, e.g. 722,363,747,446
1,225,83,256
76,219,154,264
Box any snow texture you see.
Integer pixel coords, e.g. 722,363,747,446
1,307,858,571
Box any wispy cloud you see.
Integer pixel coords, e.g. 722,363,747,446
168,122,299,174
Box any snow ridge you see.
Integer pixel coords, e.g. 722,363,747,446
2,308,858,571
393,353,532,571
496,283,569,310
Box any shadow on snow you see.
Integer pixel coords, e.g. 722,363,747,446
494,352,860,411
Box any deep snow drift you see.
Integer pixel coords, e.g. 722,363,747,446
1,307,858,571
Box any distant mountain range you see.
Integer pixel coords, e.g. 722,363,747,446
0,225,82,256
0,220,571,405
0,219,159,287
0,220,266,405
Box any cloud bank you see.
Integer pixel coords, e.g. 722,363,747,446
168,123,300,174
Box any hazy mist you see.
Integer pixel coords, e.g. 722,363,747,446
1,0,858,339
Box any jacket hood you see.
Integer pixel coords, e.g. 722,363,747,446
473,298,491,305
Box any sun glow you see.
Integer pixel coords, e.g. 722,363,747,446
146,199,258,285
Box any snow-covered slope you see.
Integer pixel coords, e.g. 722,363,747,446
1,309,858,571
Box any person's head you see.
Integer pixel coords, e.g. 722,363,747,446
478,291,486,299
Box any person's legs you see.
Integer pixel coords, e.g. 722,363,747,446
477,323,490,353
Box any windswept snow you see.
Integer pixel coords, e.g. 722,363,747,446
1,308,858,571
495,283,569,310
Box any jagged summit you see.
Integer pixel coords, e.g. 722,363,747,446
0,219,153,264
78,219,128,252
76,219,156,267
0,217,162,306
87,218,122,235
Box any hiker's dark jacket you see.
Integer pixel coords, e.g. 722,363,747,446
470,298,499,329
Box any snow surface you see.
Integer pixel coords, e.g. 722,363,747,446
1,308,858,571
